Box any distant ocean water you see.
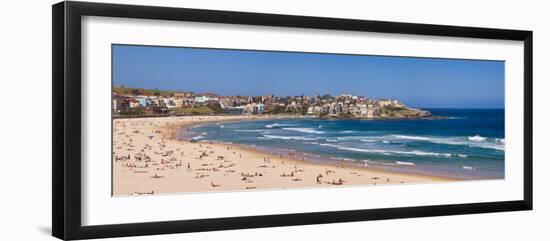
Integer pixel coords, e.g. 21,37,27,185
187,109,505,180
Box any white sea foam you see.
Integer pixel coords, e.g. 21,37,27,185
396,161,415,166
463,166,476,170
391,150,452,157
360,139,377,143
262,134,318,141
336,136,376,141
366,160,397,166
392,135,431,141
386,134,505,151
234,129,265,132
265,123,294,128
319,143,456,158
340,130,357,134
437,137,504,151
468,135,487,142
303,153,321,158
329,157,355,161
261,128,505,151
283,127,325,134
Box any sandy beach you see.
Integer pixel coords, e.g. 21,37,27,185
112,115,457,196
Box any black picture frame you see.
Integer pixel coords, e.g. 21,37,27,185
52,1,533,240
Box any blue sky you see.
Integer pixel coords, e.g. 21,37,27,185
113,44,504,108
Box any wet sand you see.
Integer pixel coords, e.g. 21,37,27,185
112,115,457,196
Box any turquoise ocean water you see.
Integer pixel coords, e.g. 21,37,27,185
186,109,505,179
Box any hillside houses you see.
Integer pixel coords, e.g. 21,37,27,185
112,87,430,118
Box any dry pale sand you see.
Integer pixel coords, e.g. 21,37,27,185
112,115,457,196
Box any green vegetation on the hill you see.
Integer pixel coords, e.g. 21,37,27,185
173,106,214,115
118,107,145,116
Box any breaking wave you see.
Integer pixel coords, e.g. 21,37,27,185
396,161,415,166
262,134,318,141
234,129,266,132
468,135,486,142
265,123,294,128
391,135,431,141
282,127,325,134
390,134,504,151
319,143,460,158
340,130,357,134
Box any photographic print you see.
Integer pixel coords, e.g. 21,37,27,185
111,44,505,196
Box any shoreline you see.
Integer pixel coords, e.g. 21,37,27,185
237,144,465,181
181,121,462,181
112,115,458,196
